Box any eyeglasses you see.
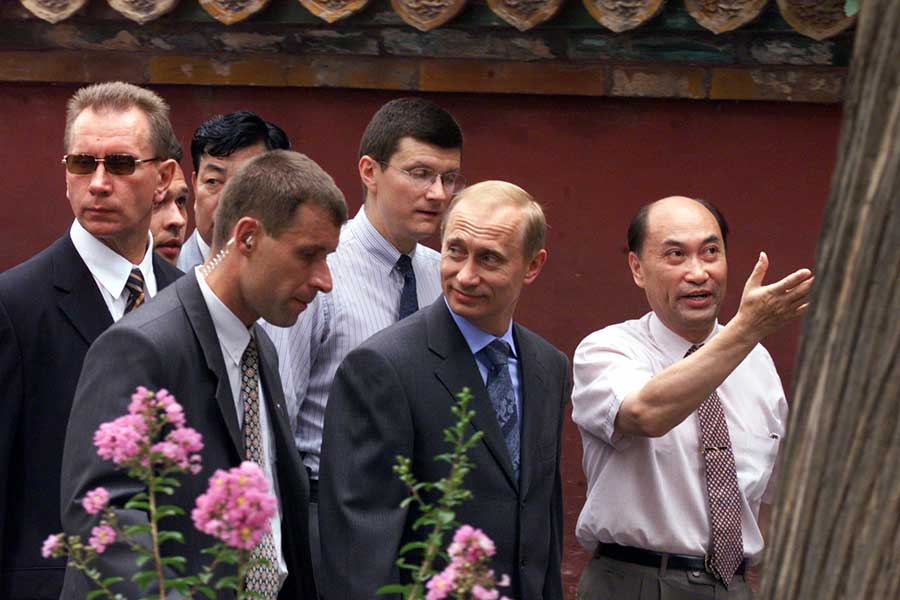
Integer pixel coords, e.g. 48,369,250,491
62,154,160,176
380,162,466,195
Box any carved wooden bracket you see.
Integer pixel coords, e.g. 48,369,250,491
582,0,667,33
777,0,856,41
391,0,468,32
685,0,767,34
108,0,181,24
20,0,88,23
487,0,565,32
199,0,272,24
298,0,371,23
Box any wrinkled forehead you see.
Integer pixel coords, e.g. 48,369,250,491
444,199,524,248
645,198,722,246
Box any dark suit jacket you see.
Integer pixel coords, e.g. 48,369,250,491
59,271,316,600
319,298,570,600
0,233,182,599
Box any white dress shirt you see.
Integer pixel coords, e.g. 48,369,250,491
196,269,288,584
572,312,788,563
69,219,158,322
262,206,442,479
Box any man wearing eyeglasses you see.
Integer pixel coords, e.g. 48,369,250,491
262,97,464,589
0,81,183,600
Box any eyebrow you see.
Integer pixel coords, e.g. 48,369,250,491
661,235,722,247
199,163,227,175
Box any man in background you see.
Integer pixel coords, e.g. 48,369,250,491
178,110,290,271
151,141,189,264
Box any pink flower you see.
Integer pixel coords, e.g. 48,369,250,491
472,585,499,600
41,533,64,558
425,565,457,600
81,487,109,515
88,525,116,554
94,414,147,465
192,462,276,550
498,574,510,588
449,525,495,563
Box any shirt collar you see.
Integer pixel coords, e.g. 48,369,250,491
351,206,417,273
69,219,157,300
648,311,719,360
444,297,518,358
196,230,211,261
195,268,252,369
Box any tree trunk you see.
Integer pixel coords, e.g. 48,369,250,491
760,2,900,599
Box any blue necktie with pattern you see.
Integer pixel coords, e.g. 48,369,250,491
479,339,520,480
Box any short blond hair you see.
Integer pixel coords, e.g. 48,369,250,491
64,81,177,158
443,180,546,259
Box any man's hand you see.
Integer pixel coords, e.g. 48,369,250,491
734,252,813,342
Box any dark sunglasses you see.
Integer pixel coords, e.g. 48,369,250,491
62,154,160,176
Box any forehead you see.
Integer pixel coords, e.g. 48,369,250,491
275,204,340,248
198,141,268,172
644,199,722,245
445,200,523,250
69,106,152,152
390,136,460,166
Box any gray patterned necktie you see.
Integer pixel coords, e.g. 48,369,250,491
123,268,145,314
685,344,744,586
479,339,520,480
240,337,280,599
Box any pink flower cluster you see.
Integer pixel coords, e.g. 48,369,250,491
93,387,203,474
82,487,110,515
192,462,277,551
426,526,512,600
41,534,65,559
89,525,116,554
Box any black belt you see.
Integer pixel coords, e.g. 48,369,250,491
595,543,745,576
305,467,319,504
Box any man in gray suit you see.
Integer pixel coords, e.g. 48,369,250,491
319,181,569,600
178,111,290,271
61,151,346,599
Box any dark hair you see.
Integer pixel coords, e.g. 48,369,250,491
190,111,290,173
213,150,347,249
167,139,184,163
627,197,730,255
358,98,463,162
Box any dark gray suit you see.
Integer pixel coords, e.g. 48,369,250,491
319,298,570,600
0,234,181,599
60,271,316,600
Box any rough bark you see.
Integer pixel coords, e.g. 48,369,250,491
760,1,900,598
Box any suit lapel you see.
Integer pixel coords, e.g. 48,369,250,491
514,325,550,499
53,235,113,346
254,324,295,450
152,253,184,289
427,300,519,491
177,273,243,455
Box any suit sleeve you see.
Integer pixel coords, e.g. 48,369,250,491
318,345,414,600
543,354,572,600
60,325,179,599
0,296,23,575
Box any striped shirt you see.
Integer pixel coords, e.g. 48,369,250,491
262,206,442,478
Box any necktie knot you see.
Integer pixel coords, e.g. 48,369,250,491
684,344,703,358
481,339,511,369
124,268,145,314
396,254,414,277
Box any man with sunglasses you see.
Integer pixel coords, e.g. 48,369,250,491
177,111,290,271
0,81,183,600
262,98,464,588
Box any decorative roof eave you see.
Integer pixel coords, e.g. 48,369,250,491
17,0,856,38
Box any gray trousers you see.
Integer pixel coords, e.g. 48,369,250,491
577,554,752,600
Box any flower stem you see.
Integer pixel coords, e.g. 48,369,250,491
146,469,167,600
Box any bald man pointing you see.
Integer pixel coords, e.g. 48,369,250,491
572,196,813,600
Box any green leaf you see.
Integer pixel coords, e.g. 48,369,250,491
157,530,185,545
214,575,240,590
376,584,410,594
197,586,216,600
101,576,124,587
436,509,455,524
844,0,859,16
86,590,106,600
124,499,151,511
161,555,187,572
155,505,186,519
131,570,157,590
397,541,428,555
135,554,151,567
124,524,152,537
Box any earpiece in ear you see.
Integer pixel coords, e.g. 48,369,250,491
245,235,254,247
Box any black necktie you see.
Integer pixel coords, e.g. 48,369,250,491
396,254,418,320
123,268,145,314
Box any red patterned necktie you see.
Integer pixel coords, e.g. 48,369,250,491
685,344,744,586
240,337,280,599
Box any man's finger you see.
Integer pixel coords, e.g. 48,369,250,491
745,251,769,289
770,268,813,294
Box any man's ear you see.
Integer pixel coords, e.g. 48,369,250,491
358,155,380,196
523,249,548,286
232,217,261,256
154,159,177,203
628,251,646,289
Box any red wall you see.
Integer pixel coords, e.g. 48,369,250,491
0,83,841,595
